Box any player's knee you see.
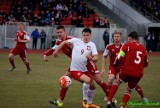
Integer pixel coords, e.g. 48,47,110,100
85,78,92,84
89,81,96,90
108,77,114,84
8,53,13,59
22,57,27,61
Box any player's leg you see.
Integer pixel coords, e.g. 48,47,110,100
107,71,125,108
92,73,108,98
105,73,115,99
135,84,149,103
82,83,90,102
86,61,108,97
8,53,16,71
19,49,31,74
119,75,141,108
49,71,71,107
8,48,17,72
107,79,122,108
104,66,117,101
81,72,100,108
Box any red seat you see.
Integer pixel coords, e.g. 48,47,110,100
60,21,66,25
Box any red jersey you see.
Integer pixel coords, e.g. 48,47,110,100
103,43,123,67
15,30,28,49
45,35,74,58
120,42,148,77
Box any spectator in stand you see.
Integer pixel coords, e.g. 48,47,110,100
76,16,83,27
94,16,100,27
40,29,47,49
100,17,105,28
56,3,63,11
31,29,40,49
104,17,110,28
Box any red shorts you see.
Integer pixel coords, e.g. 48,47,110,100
10,48,27,59
86,60,99,75
118,72,142,89
69,70,93,82
108,65,122,76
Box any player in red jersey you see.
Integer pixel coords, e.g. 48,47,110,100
107,31,148,108
102,32,148,105
8,23,31,74
43,26,107,108
101,32,123,107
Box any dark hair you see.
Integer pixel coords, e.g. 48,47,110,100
56,25,65,31
82,27,91,34
128,31,138,40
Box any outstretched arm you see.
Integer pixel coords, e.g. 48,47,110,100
43,49,55,62
53,40,69,57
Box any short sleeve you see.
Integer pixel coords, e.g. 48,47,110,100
24,35,30,40
103,48,109,56
91,43,98,55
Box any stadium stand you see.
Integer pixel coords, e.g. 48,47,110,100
0,0,110,27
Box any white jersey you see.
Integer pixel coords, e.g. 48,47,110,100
68,38,98,72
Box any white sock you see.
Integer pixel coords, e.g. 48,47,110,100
82,83,89,101
87,89,95,104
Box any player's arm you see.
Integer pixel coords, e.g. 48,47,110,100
101,49,108,78
53,40,70,57
87,54,98,62
17,35,30,43
43,45,58,61
87,43,98,62
144,53,148,68
114,44,127,65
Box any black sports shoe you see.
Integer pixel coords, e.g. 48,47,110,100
9,67,16,72
49,99,63,107
107,103,112,108
111,98,117,108
27,68,31,74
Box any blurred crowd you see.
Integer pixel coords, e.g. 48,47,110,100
0,0,110,28
132,0,160,19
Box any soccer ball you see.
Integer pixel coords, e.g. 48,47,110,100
58,76,72,88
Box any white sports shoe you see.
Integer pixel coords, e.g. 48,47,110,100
143,97,149,103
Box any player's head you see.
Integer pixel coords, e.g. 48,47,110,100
82,27,92,43
128,31,138,42
18,23,24,31
112,31,122,44
56,25,66,40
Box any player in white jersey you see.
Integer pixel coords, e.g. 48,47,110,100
53,28,100,107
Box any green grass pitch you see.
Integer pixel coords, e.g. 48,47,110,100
0,50,160,108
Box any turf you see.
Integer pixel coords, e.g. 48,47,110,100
0,50,160,108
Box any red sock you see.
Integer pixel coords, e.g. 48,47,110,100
59,87,68,101
135,85,144,98
9,58,15,67
122,93,131,106
99,82,108,94
108,84,118,102
106,84,112,97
